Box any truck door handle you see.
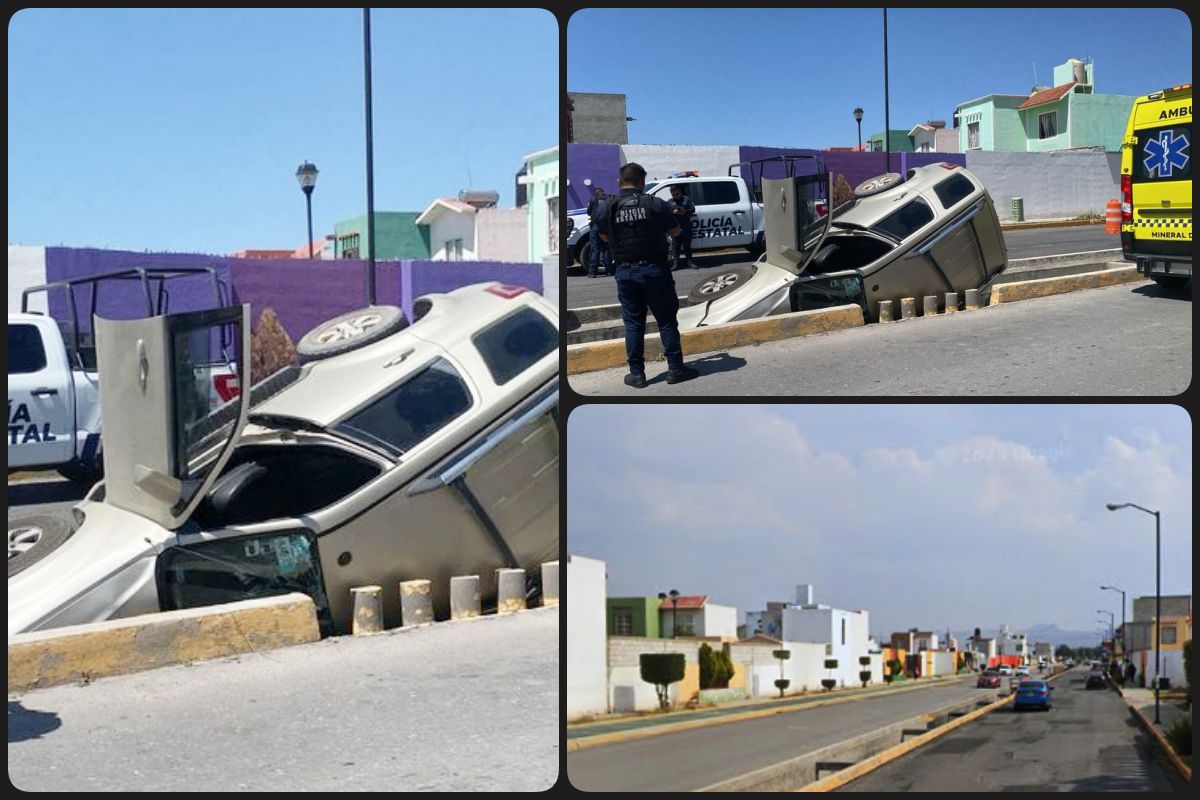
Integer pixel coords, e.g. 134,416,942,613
734,210,746,215
32,387,59,397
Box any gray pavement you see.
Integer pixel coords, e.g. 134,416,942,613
8,607,559,791
568,280,1192,397
841,669,1179,792
565,225,1116,309
567,676,988,791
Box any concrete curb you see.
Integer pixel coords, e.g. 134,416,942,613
566,675,966,753
1000,219,1104,231
1123,693,1192,783
8,593,320,693
797,668,1069,792
989,265,1145,305
565,304,864,375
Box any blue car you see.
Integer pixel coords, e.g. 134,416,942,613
1013,679,1053,711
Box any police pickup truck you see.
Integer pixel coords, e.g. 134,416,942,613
7,267,237,486
568,170,769,268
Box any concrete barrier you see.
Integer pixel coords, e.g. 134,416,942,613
7,593,320,693
900,298,916,320
541,561,559,607
399,579,433,627
497,568,527,614
352,585,384,635
989,265,1144,305
450,575,482,620
566,304,865,374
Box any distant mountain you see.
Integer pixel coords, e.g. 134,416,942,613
948,625,1100,649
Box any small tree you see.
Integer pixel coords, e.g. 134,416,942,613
886,659,903,684
698,643,717,690
772,649,792,697
859,655,872,688
640,653,685,711
822,658,839,692
832,173,854,208
718,643,735,689
250,307,297,384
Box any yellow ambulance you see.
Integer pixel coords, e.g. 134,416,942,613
1120,83,1191,288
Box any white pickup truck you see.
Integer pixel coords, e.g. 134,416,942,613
566,158,827,268
7,267,237,486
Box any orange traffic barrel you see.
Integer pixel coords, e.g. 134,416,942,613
1105,198,1121,234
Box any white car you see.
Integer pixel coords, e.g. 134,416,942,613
9,283,559,636
997,665,1014,676
1016,666,1031,677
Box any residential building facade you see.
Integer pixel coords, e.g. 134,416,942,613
782,585,871,688
333,212,431,260
521,146,559,264
606,597,661,639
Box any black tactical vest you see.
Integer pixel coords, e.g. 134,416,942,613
607,192,669,264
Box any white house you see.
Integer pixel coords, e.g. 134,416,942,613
567,554,609,720
417,198,477,261
996,624,1030,663
781,584,871,688
659,595,738,641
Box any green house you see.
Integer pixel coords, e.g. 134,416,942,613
607,597,661,638
333,212,431,260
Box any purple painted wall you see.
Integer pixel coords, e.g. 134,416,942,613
42,247,542,342
737,147,966,191
565,143,621,211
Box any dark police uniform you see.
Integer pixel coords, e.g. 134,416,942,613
667,193,696,268
586,191,613,277
597,188,685,376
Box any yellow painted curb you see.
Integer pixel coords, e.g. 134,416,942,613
566,675,965,753
565,304,865,375
8,593,320,693
797,669,1070,792
989,265,1144,305
1127,699,1192,783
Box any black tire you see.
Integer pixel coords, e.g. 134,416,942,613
8,514,75,577
296,305,408,361
745,233,766,257
56,446,103,487
577,240,592,270
1151,275,1190,290
853,172,903,198
686,264,757,304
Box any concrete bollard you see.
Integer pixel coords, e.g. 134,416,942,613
923,295,938,316
541,561,559,607
351,585,383,635
878,300,894,323
900,297,916,320
496,568,527,614
945,292,958,313
399,579,433,627
964,288,980,310
450,575,481,620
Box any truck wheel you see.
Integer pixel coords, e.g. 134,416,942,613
1152,275,1190,290
8,514,75,577
686,265,757,304
296,306,408,361
577,241,592,270
853,173,903,198
57,447,103,488
745,234,766,257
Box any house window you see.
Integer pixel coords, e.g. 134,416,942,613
1161,625,1177,644
967,122,981,150
614,612,634,636
547,196,559,254
1038,111,1058,140
454,238,464,260
443,240,454,261
841,618,846,646
340,233,360,259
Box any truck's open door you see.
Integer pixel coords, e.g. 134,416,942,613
94,305,251,530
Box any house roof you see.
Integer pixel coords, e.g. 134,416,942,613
908,124,935,136
660,595,707,610
1018,81,1077,110
415,198,477,226
739,634,782,645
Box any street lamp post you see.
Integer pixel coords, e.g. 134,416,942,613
1106,502,1162,723
1101,585,1126,661
1097,610,1114,648
853,107,864,151
295,161,319,259
658,589,681,639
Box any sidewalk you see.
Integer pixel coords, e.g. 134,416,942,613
1119,685,1188,731
567,673,968,740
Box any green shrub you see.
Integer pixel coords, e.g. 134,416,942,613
718,643,735,689
640,653,685,710
821,678,837,692
859,670,872,688
775,678,791,697
698,643,717,690
1165,715,1192,756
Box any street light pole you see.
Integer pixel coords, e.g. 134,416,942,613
1106,502,1162,724
882,8,891,170
853,107,864,151
362,8,377,305
1101,585,1126,660
295,162,319,258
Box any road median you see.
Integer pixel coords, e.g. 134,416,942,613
989,264,1145,305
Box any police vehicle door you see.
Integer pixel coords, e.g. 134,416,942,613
7,319,75,469
686,179,754,248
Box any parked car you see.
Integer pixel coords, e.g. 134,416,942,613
996,664,1014,676
977,671,1002,688
1016,665,1031,677
1085,670,1108,689
8,282,560,636
676,162,1008,329
1013,679,1053,711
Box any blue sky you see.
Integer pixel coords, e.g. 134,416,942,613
568,8,1192,148
567,405,1192,639
8,9,557,253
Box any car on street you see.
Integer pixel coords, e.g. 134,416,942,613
8,282,560,636
977,670,1002,688
1086,670,1108,689
996,664,1014,676
1015,665,1030,677
1013,679,1053,711
1065,658,1076,667
676,161,1008,330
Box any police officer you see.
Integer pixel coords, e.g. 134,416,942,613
597,162,700,388
586,186,613,278
667,184,696,270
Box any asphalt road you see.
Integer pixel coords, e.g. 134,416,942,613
8,607,560,791
568,280,1192,397
841,670,1179,792
565,225,1116,310
567,676,988,792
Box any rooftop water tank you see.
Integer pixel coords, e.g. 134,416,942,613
458,189,500,208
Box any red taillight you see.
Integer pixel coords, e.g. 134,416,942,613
486,283,528,299
214,374,240,402
816,200,828,217
1120,174,1132,223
